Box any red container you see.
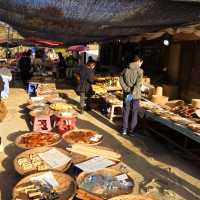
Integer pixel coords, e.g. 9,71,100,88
55,116,77,135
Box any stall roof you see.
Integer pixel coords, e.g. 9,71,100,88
0,0,200,44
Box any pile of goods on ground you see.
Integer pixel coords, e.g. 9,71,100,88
77,169,134,199
15,132,61,149
13,171,76,200
17,154,49,172
63,129,103,145
15,147,72,175
50,102,73,111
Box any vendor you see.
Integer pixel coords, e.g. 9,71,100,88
77,61,96,114
119,55,143,136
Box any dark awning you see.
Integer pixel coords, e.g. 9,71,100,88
0,0,200,44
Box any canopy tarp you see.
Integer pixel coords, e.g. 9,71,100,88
127,24,200,43
67,45,89,52
24,38,64,46
0,0,200,44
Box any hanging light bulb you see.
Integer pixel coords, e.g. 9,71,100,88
163,39,170,46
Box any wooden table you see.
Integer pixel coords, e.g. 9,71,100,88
143,110,200,161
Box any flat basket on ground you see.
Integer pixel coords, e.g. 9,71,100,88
14,147,72,176
13,171,76,200
62,129,103,145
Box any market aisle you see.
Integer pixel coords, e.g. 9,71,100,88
0,87,200,200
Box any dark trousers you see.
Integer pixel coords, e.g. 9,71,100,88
80,92,91,110
123,99,139,132
21,72,30,88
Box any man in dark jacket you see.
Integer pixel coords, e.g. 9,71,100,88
58,52,66,79
119,55,143,136
77,61,96,114
19,51,32,88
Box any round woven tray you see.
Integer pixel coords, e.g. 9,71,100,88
54,111,78,119
15,132,62,149
63,129,103,145
27,103,48,111
29,108,54,117
14,147,72,176
13,171,76,200
77,168,134,199
27,97,47,105
48,97,67,104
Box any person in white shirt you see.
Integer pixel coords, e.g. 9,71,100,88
0,67,12,99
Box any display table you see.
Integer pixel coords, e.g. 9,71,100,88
143,110,200,161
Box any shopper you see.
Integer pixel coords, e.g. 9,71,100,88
58,52,66,79
19,51,32,89
87,56,95,64
0,67,12,99
119,55,143,136
77,61,96,114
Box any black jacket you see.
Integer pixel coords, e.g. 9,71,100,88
77,65,94,94
19,56,31,73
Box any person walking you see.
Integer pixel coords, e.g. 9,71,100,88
119,55,143,136
77,61,96,114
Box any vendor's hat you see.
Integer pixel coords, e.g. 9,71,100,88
133,55,142,62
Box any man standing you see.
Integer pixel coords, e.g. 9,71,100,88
77,61,96,114
19,51,32,89
119,55,143,136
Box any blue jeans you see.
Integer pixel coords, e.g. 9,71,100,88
1,76,10,99
123,99,139,132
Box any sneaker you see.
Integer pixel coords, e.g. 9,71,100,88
122,131,127,136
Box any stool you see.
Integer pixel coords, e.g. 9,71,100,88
33,115,52,132
109,104,123,121
55,116,77,134
28,82,38,96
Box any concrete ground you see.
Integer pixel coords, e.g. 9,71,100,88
0,84,200,200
